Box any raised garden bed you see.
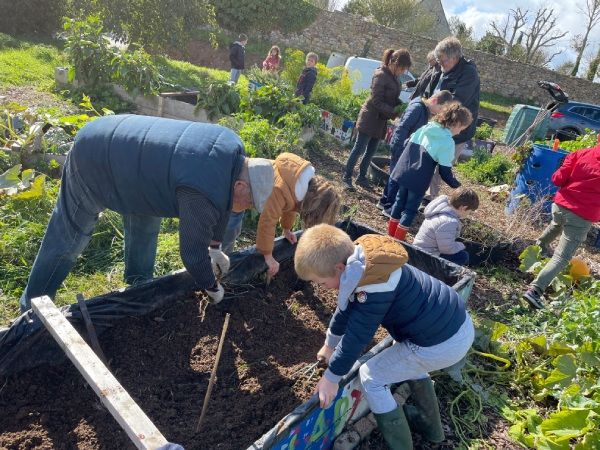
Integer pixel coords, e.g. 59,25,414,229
0,222,473,450
460,219,512,267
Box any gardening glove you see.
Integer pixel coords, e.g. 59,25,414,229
209,246,230,278
205,282,225,304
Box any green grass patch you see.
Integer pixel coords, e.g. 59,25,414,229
0,34,65,90
480,91,529,115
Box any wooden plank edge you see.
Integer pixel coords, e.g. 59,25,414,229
31,296,169,450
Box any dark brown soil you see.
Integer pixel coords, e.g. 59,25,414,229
0,266,350,449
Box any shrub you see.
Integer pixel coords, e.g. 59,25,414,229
456,148,517,186
0,0,66,36
63,16,165,95
195,80,241,120
474,123,493,140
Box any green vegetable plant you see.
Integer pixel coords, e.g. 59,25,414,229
195,80,241,120
457,147,517,186
474,123,494,140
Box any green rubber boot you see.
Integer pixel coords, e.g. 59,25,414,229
374,406,413,450
403,378,445,443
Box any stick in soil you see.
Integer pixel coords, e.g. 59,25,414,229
196,313,231,432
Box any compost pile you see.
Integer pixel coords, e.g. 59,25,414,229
0,265,372,450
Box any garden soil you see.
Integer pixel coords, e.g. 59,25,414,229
0,264,392,450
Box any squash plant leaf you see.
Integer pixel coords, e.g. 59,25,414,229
544,354,577,389
540,409,590,442
519,245,543,273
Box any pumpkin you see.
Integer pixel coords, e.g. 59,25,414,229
569,257,590,281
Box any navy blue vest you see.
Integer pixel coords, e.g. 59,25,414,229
71,115,245,217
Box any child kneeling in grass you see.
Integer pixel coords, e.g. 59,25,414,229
412,188,479,266
294,224,474,449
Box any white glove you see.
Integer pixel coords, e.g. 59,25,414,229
205,283,225,304
209,246,230,278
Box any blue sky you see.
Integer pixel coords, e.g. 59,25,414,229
337,0,600,71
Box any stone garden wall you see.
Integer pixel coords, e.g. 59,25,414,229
271,10,600,106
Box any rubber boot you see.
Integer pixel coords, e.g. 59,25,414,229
403,378,445,443
374,406,413,450
393,224,409,241
388,219,400,237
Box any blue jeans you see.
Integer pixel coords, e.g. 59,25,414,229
379,147,402,208
222,210,245,255
441,250,470,266
390,186,422,227
344,132,380,179
230,69,242,84
20,155,162,312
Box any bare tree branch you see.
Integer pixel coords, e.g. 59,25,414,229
522,8,568,64
571,0,600,75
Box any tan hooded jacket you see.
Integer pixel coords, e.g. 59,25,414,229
355,234,409,287
256,153,311,255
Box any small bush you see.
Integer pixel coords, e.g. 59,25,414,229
457,148,516,186
474,123,493,140
0,0,66,36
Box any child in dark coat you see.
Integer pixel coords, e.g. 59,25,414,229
294,224,474,449
229,33,248,84
387,103,473,241
295,52,318,104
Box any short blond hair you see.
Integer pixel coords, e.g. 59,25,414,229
295,224,354,280
306,52,318,64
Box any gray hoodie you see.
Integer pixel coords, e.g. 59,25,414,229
413,195,465,256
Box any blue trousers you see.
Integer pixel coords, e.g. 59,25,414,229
440,250,470,266
230,69,242,84
390,186,422,227
344,132,380,179
221,210,245,255
20,155,162,312
379,146,402,208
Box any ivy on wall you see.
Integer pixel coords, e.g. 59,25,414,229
215,0,319,35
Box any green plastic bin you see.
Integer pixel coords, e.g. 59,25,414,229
502,104,550,145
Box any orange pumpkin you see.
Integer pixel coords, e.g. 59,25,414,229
569,257,590,281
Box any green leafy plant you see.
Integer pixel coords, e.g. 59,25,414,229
195,81,241,120
63,16,165,95
474,123,494,140
246,84,303,124
457,147,517,186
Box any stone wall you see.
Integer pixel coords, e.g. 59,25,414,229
271,10,600,106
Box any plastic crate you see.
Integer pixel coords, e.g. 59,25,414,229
502,105,550,145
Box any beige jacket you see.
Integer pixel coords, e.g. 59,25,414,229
256,153,311,255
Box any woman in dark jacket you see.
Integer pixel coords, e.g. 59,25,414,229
343,48,412,191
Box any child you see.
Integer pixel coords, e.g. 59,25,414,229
295,52,318,104
262,45,281,72
388,102,473,241
343,48,412,192
229,33,248,84
413,188,480,266
294,224,474,448
221,153,340,277
523,144,600,309
378,90,454,214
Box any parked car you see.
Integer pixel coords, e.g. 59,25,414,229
540,81,600,140
343,56,416,103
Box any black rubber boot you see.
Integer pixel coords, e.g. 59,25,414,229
374,406,413,450
356,175,372,189
403,378,445,443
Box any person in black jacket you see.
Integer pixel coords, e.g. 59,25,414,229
229,33,248,84
407,50,439,100
295,52,318,104
423,36,480,200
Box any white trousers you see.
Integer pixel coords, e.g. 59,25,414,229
359,315,474,414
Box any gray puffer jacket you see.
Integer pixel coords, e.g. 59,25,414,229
413,195,465,256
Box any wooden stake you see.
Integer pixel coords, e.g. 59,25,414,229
196,313,231,432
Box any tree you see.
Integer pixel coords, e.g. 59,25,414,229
68,0,217,52
214,0,319,35
476,32,505,56
488,7,568,67
586,45,600,80
449,16,476,49
556,60,576,75
343,0,436,36
571,0,600,76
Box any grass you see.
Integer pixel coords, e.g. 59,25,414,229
480,91,529,115
0,33,65,91
155,56,231,89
